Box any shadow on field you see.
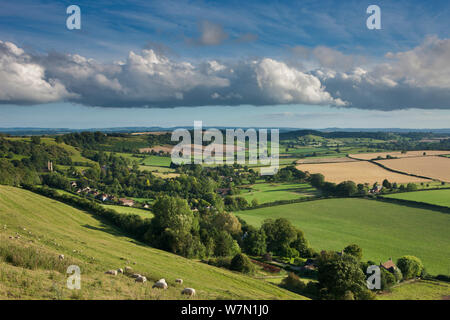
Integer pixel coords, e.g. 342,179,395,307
82,223,124,237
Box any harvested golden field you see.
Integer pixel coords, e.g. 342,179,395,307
296,157,358,164
296,161,430,184
375,156,450,182
349,150,450,160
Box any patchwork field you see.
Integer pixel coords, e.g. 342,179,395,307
383,189,450,207
349,150,450,160
375,156,450,182
296,161,429,184
237,183,318,204
0,186,304,300
236,198,450,275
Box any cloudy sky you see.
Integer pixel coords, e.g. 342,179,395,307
0,0,449,129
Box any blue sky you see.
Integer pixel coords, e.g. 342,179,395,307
0,0,449,128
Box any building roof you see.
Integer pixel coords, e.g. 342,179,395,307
381,258,396,270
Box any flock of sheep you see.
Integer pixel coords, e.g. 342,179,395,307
104,266,196,297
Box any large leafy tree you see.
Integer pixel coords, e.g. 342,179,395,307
317,251,375,300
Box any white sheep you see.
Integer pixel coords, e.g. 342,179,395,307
105,270,118,276
58,254,65,260
181,288,196,296
175,279,183,285
135,275,147,283
117,268,124,274
131,273,141,278
152,279,168,289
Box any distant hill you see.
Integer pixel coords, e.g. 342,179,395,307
1,127,450,136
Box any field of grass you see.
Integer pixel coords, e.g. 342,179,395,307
236,198,450,275
140,155,172,167
101,205,153,219
383,189,450,207
296,161,429,184
378,280,450,300
237,183,318,204
0,186,304,300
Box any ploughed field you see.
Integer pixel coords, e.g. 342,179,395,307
236,198,450,275
0,186,304,300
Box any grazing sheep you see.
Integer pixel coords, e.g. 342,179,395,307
152,279,168,289
175,279,183,285
58,254,64,260
181,288,196,296
135,275,147,283
105,270,118,276
131,273,141,278
117,268,124,274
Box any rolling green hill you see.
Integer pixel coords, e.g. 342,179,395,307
0,186,305,300
236,198,450,275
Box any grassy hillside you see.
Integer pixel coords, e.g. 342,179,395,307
383,189,450,207
236,198,450,275
377,280,450,300
0,186,305,300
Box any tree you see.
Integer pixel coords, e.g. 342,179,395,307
242,227,267,256
261,218,296,256
230,253,255,274
310,173,325,188
380,268,396,290
31,136,41,145
396,256,423,280
213,231,240,257
317,251,375,300
406,183,418,191
336,181,357,196
343,244,363,261
382,179,392,189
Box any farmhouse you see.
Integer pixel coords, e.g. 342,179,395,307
380,258,397,273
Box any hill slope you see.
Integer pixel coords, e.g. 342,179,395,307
0,186,305,300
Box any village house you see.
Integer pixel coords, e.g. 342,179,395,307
370,185,383,194
380,258,397,273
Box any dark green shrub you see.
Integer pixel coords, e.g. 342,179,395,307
230,253,255,274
